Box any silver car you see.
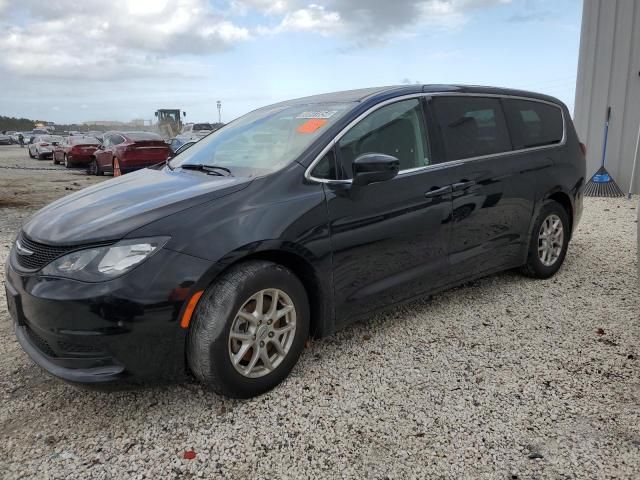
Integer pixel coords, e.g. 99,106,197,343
28,135,63,160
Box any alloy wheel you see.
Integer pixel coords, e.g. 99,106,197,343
228,289,296,379
538,214,564,267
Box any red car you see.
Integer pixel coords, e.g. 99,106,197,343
90,131,170,176
53,136,101,168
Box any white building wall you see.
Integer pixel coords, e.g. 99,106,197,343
574,0,640,193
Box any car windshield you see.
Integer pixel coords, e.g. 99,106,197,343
170,102,355,175
193,123,213,131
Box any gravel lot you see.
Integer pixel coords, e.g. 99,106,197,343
0,143,638,479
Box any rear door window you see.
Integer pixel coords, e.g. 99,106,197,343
432,96,511,161
502,99,564,149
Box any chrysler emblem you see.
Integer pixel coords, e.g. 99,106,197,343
15,239,34,256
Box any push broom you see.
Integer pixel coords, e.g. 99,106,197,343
584,106,624,197
626,117,640,199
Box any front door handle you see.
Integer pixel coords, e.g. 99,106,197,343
424,185,452,198
452,180,476,192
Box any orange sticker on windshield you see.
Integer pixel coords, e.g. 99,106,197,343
297,118,327,134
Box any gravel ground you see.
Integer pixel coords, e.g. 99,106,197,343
0,144,638,479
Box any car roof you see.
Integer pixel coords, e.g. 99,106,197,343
270,84,565,108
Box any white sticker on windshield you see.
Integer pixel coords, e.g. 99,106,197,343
296,111,338,119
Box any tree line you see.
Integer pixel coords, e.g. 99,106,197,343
0,115,37,132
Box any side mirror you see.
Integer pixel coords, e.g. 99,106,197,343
98,144,105,150
352,153,399,186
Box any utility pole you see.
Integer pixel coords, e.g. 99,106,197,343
217,100,222,124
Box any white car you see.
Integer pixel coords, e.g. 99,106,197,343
178,123,214,141
28,135,63,160
0,134,11,145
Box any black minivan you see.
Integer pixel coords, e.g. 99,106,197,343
5,85,585,398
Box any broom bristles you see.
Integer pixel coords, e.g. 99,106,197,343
584,166,624,197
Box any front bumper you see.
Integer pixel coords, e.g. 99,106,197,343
5,246,213,385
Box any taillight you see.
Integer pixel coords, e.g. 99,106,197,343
579,142,587,157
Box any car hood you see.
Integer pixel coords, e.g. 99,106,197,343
22,167,252,245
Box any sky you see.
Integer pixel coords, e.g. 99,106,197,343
0,0,583,125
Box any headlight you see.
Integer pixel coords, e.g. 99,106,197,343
41,236,170,282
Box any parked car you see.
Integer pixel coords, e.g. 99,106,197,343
5,85,585,398
0,133,11,145
89,131,170,176
3,131,17,143
28,135,63,159
179,123,213,140
13,132,28,144
52,136,101,168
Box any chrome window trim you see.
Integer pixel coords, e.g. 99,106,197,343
304,92,566,184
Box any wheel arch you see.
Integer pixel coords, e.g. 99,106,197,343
521,186,575,265
188,245,333,339
543,188,574,236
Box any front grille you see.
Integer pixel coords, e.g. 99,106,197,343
57,341,104,354
15,233,77,271
25,325,57,357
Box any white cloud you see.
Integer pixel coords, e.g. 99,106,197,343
0,0,250,79
262,4,342,35
231,0,292,15
264,0,512,39
0,0,513,80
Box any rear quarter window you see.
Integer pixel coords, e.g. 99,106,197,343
432,96,511,161
502,99,564,149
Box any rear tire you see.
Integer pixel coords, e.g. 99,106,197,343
88,158,103,176
53,155,59,165
520,200,570,279
187,261,310,398
64,154,72,168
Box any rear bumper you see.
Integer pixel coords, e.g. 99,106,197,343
120,155,169,173
5,246,213,385
67,154,94,164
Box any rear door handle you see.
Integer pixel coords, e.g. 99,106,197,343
452,180,476,191
424,185,452,198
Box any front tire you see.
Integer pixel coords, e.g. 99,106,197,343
187,260,310,398
520,200,570,279
64,154,72,168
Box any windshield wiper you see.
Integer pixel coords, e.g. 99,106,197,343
180,164,232,176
